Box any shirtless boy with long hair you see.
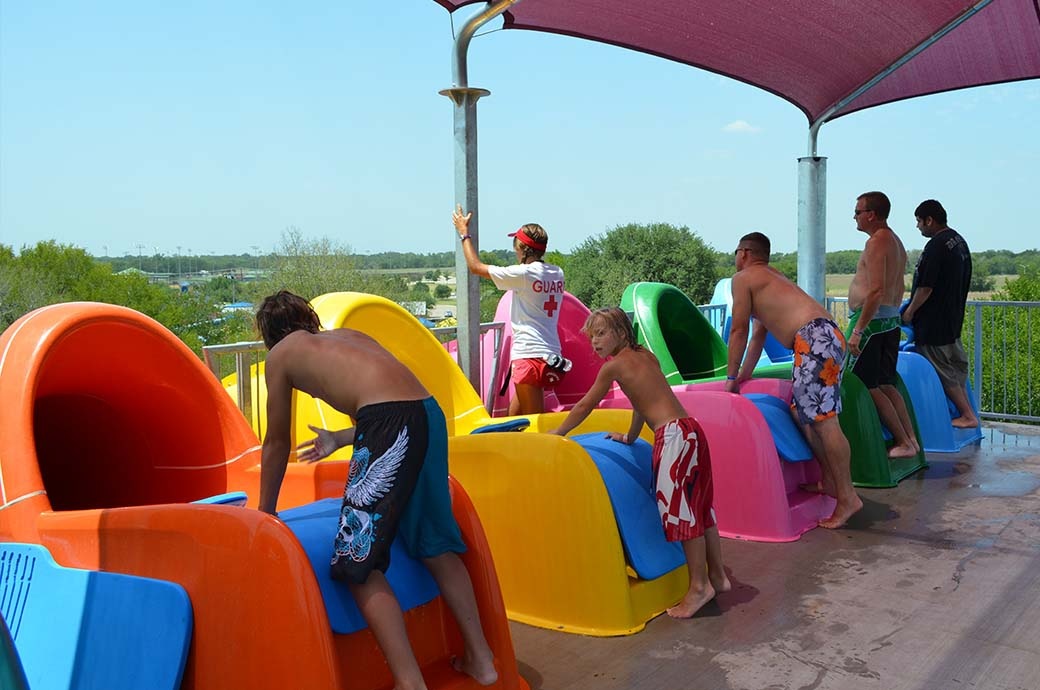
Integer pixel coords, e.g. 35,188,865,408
549,307,730,618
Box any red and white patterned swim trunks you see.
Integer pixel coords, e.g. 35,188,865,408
652,417,716,542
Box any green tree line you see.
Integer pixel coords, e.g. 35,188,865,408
5,226,1039,411
2,230,443,353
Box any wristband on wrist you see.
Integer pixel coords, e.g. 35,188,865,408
852,328,864,336
726,375,737,381
459,234,472,241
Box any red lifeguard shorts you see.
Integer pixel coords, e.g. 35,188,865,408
511,357,565,388
651,417,716,541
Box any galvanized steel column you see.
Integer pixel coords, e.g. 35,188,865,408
441,85,488,389
797,155,827,304
439,0,520,391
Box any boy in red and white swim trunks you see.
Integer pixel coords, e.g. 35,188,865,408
549,307,730,619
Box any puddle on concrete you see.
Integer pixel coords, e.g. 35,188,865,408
949,467,1040,497
952,457,1040,497
982,425,1040,450
939,425,1040,496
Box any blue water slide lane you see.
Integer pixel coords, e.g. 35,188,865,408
743,394,813,462
281,499,441,635
572,434,685,581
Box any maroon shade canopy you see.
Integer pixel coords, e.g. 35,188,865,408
433,0,1040,123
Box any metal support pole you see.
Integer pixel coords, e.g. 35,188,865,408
797,155,827,304
235,351,253,425
973,305,983,409
439,0,520,391
441,85,489,389
797,0,991,306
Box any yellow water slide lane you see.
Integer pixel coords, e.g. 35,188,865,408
231,292,490,457
448,420,690,636
310,292,490,436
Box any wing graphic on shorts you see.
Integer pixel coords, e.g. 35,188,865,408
345,427,409,506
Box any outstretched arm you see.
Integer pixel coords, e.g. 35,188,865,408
452,205,491,278
726,273,752,393
548,363,616,436
259,359,293,515
606,409,646,444
297,424,356,463
737,319,768,382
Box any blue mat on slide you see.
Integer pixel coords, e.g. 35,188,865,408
744,394,813,462
281,498,441,635
573,433,684,581
470,418,531,433
0,543,192,690
192,491,248,506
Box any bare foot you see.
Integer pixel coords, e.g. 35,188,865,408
818,494,863,529
667,584,716,619
709,570,732,594
952,416,979,429
451,655,498,686
887,444,917,459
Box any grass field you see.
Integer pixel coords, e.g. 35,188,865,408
825,273,1014,299
410,271,1016,316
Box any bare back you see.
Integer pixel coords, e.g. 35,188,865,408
608,347,689,431
266,329,428,417
848,227,907,310
731,263,831,348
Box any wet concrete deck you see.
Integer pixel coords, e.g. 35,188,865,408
508,424,1040,690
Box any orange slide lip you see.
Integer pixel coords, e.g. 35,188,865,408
0,302,527,690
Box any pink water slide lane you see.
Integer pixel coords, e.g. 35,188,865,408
601,379,835,543
468,292,833,541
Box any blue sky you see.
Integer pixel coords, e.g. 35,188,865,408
2,1,1037,260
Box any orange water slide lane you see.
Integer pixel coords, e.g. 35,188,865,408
0,301,526,690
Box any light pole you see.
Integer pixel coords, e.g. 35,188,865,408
176,246,182,277
251,245,260,274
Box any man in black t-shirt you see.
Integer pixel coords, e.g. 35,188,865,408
901,199,979,428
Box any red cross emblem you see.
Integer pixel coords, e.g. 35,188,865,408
542,294,559,317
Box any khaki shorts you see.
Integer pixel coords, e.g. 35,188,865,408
917,340,969,391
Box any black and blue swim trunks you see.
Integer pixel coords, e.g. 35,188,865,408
330,396,466,585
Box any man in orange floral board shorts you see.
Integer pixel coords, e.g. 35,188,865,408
724,232,863,529
791,317,845,424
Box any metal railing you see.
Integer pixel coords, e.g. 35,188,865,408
207,302,1039,428
431,322,506,413
967,300,1039,424
826,297,1039,424
202,322,507,432
202,340,267,439
698,304,728,334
